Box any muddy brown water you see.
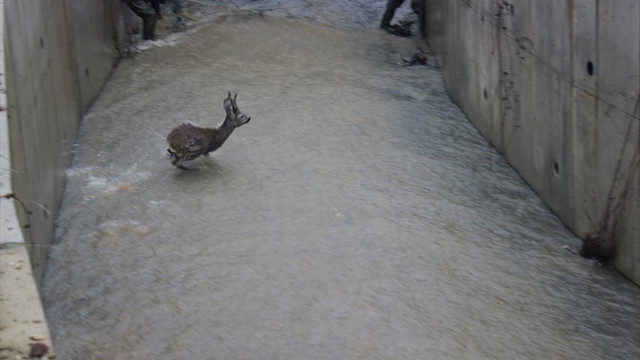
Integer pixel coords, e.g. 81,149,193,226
43,6,639,360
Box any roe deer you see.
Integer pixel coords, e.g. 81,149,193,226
167,92,251,170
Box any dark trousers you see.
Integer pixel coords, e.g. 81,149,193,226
380,0,405,28
380,0,420,28
124,0,157,40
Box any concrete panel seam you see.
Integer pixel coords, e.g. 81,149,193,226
455,0,639,122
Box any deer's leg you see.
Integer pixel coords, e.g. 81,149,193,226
173,157,192,171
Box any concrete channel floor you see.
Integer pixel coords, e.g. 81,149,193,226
42,1,639,359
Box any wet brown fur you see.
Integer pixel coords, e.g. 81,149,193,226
167,93,250,170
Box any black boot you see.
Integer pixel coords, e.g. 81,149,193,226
124,0,157,40
380,12,393,29
380,0,404,29
142,13,157,40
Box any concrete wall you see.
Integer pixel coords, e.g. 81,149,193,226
422,0,639,284
4,0,126,283
2,2,126,354
1,2,55,357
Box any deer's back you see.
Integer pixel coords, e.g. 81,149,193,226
166,123,211,155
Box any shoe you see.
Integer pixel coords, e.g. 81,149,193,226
386,24,411,37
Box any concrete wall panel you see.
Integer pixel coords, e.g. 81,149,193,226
571,88,598,234
592,0,639,281
423,0,640,284
4,0,124,282
67,0,123,113
5,0,80,281
592,105,639,280
597,0,640,116
424,0,447,60
572,0,597,93
437,1,500,148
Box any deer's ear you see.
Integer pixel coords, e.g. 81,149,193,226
224,97,233,113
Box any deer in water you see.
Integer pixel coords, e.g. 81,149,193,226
166,92,251,170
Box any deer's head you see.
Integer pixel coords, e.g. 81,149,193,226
223,92,251,128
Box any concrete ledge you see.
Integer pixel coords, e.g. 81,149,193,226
0,246,54,359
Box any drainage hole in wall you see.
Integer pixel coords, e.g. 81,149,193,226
85,67,90,78
40,37,44,49
553,161,560,176
586,61,594,76
483,89,488,99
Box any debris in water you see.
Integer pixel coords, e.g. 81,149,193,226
580,231,615,262
402,53,428,66
385,24,411,37
29,342,49,358
561,245,576,255
384,20,414,37
29,334,46,341
116,182,132,192
134,225,150,237
181,9,197,21
99,229,116,238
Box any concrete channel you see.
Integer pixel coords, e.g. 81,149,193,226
1,1,639,359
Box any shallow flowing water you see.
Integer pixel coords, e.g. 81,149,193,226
43,3,639,359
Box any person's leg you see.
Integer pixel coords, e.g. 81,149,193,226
143,12,157,40
124,0,157,40
380,0,405,29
